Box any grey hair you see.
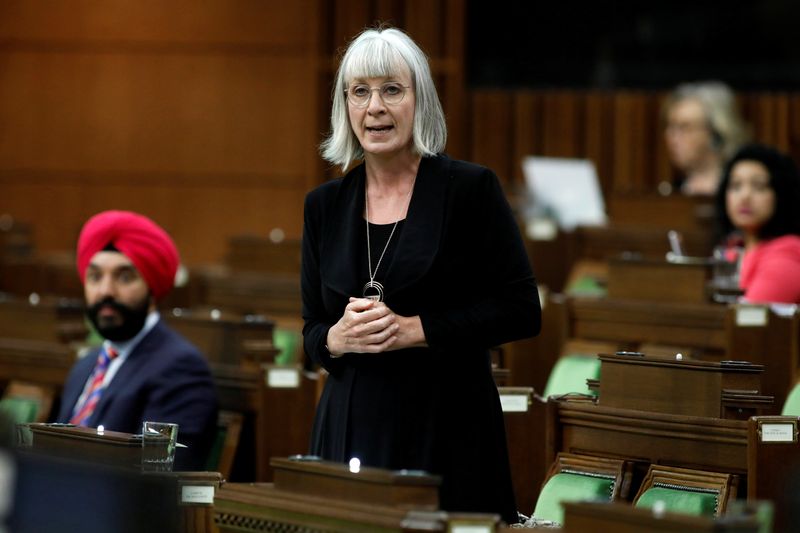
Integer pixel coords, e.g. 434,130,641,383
665,81,750,160
320,27,447,171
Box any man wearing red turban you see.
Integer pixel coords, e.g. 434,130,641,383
55,210,217,470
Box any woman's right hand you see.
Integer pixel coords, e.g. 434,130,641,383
325,297,399,356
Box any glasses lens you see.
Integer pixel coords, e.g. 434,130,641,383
381,84,405,105
348,86,369,106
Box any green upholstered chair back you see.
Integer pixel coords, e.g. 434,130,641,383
273,327,300,366
542,354,600,398
0,397,39,425
633,464,735,518
781,382,800,415
635,485,720,517
531,453,630,526
533,471,616,525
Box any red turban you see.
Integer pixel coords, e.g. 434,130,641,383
76,210,180,301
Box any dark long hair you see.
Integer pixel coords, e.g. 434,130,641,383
714,143,800,243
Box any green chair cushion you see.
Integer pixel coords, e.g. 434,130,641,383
533,472,614,525
542,355,601,398
273,328,300,366
781,383,800,415
566,276,607,297
0,397,39,425
635,486,718,517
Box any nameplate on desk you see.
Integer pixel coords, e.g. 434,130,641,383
181,485,215,504
759,422,797,443
449,525,493,533
266,367,300,388
735,305,768,327
499,394,529,413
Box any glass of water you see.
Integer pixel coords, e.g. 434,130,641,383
141,421,178,473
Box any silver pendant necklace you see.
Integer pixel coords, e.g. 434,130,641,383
363,175,416,301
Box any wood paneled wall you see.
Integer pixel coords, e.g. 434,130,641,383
2,1,798,266
467,89,800,196
0,0,466,265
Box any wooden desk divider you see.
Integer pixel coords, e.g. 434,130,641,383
747,415,800,533
23,423,143,470
545,396,750,492
606,256,712,305
165,307,276,366
597,353,773,420
0,338,75,389
19,423,223,533
0,293,86,343
726,304,800,412
214,457,501,532
497,386,544,515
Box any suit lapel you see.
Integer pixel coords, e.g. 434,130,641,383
320,165,366,298
318,155,449,300
382,154,448,297
89,322,164,426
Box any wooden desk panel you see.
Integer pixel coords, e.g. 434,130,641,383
606,257,711,304
546,399,749,478
569,298,727,353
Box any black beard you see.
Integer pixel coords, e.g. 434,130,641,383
86,295,150,342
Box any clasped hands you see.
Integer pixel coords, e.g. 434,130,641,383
326,297,425,356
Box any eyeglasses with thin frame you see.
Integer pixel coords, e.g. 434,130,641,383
345,82,411,107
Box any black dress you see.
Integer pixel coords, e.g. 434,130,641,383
301,154,541,523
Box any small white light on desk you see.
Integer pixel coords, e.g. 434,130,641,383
210,309,221,320
348,457,361,473
675,353,683,361
96,425,105,435
28,292,40,306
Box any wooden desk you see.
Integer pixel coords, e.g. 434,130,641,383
545,398,749,486
164,307,277,366
0,294,86,343
606,256,712,304
568,297,727,354
0,338,75,388
607,193,715,233
726,304,800,412
747,415,800,533
204,270,301,319
498,387,546,516
19,423,223,533
597,353,772,420
210,362,317,483
214,457,502,533
225,235,301,275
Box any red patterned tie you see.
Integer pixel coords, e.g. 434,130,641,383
69,346,119,426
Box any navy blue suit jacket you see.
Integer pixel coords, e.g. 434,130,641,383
56,320,218,470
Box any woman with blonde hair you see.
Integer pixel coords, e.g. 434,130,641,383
664,81,750,195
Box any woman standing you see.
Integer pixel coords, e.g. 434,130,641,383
715,144,800,304
301,27,541,523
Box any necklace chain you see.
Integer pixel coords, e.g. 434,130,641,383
365,176,416,287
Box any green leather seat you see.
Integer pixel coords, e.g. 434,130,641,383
0,397,39,425
635,486,719,517
273,328,300,366
532,472,617,525
781,382,800,415
542,354,600,398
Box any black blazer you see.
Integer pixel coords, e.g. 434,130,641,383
301,154,541,523
56,320,219,470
